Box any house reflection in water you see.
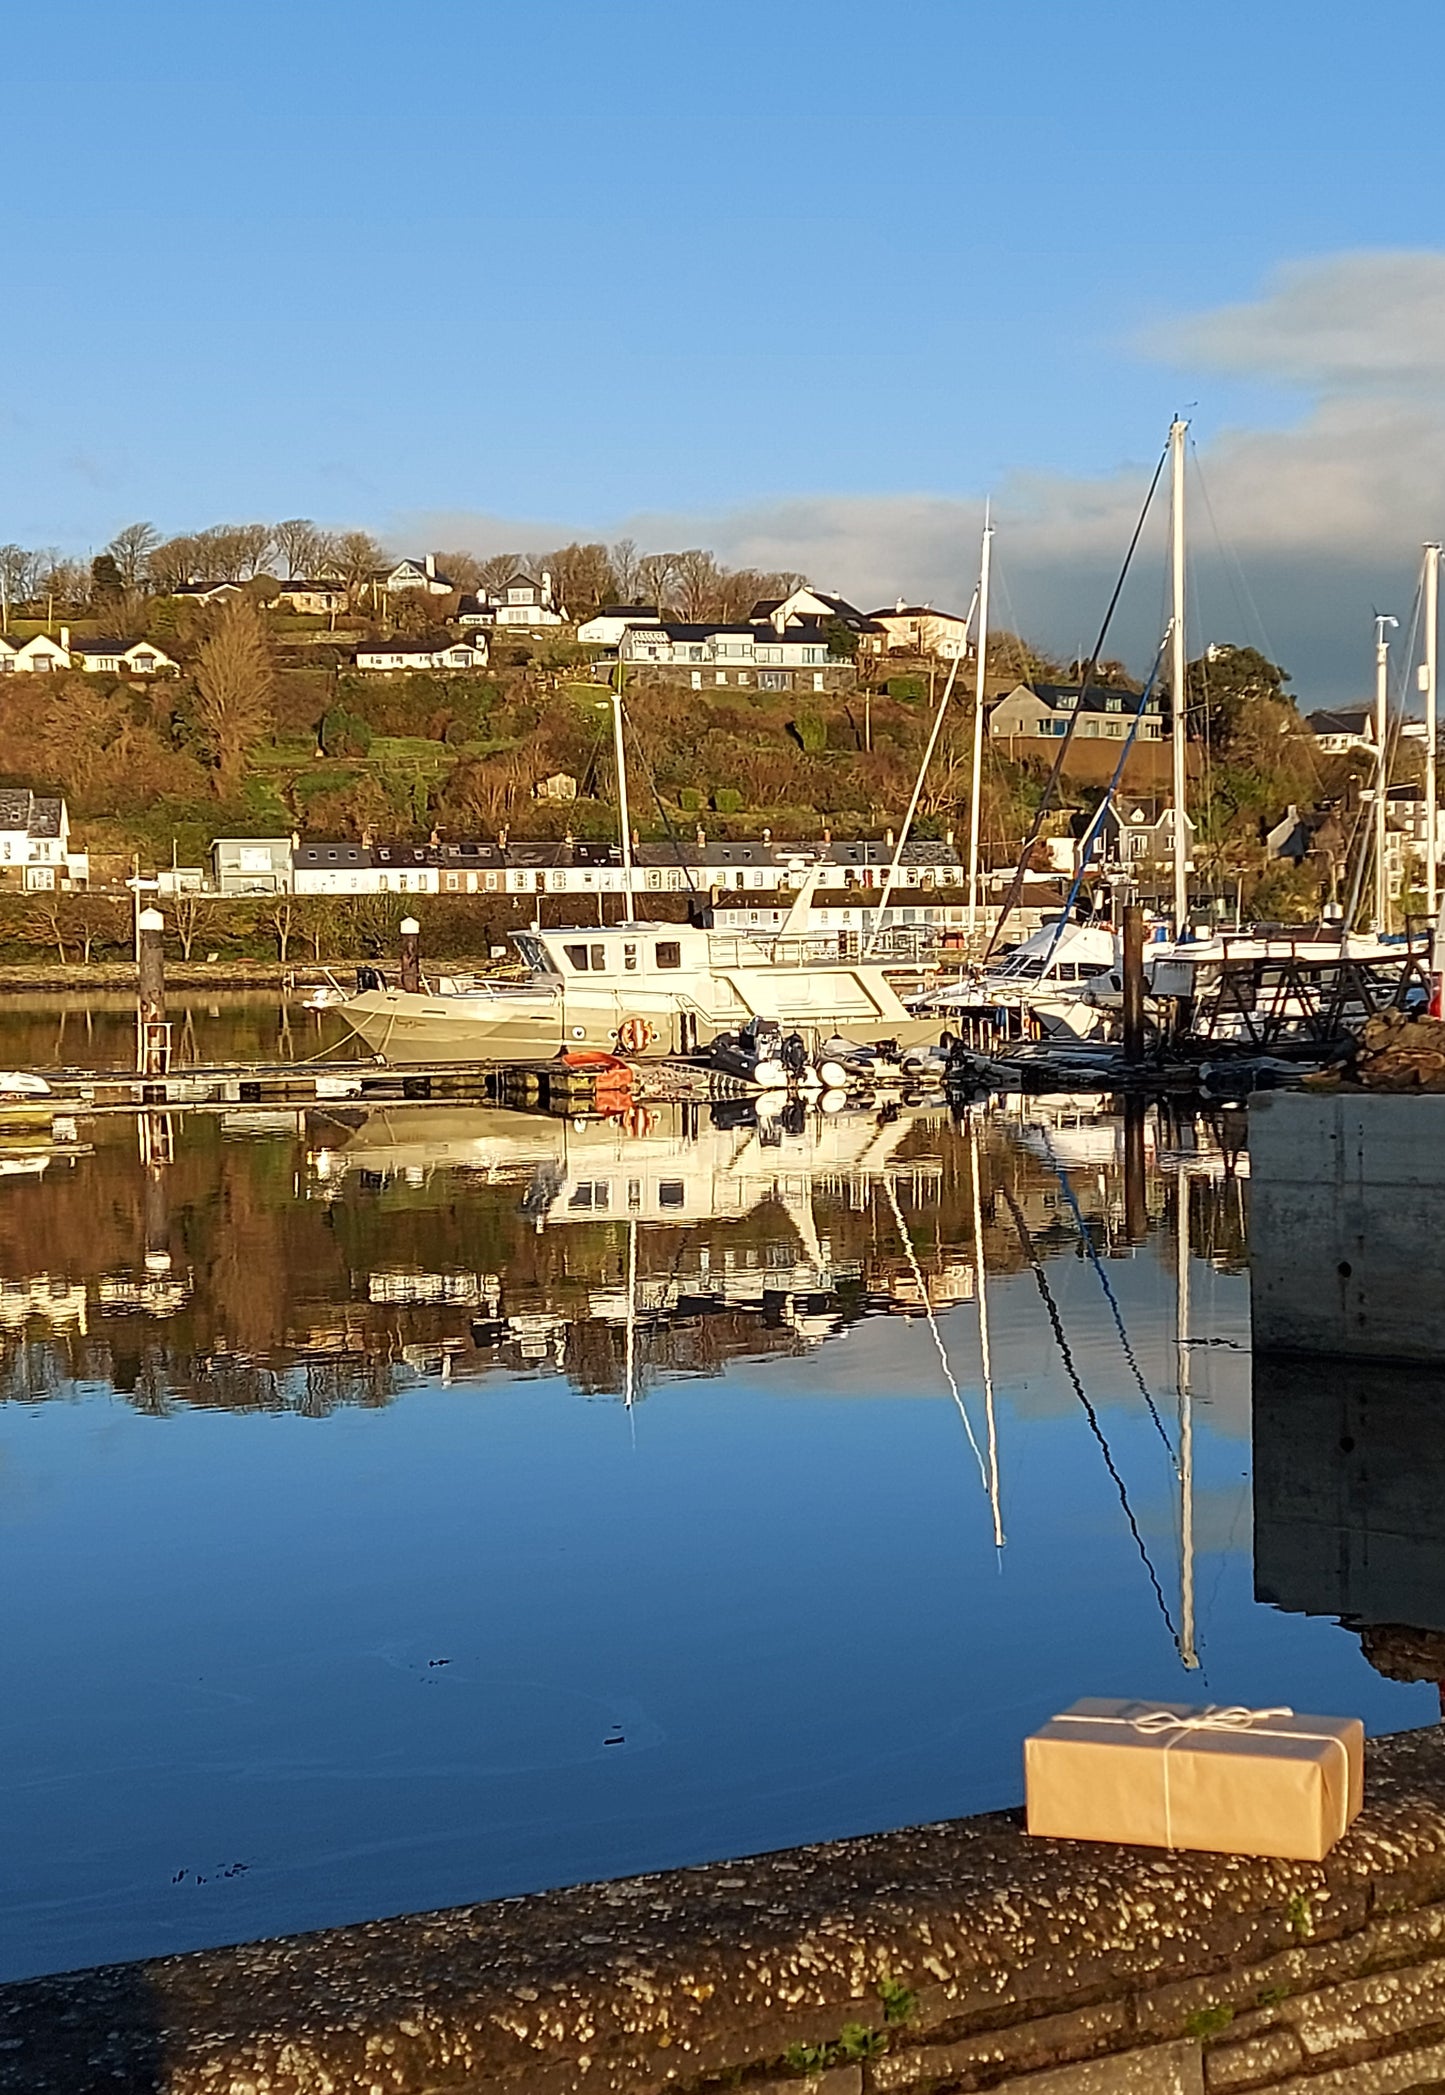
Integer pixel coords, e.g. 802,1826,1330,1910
1253,1357,1445,1710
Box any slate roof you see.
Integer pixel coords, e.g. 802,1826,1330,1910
0,790,63,837
1306,708,1373,738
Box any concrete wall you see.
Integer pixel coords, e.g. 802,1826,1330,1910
1250,1092,1445,1362
11,1727,1445,2091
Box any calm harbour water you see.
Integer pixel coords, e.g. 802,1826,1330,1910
0,997,1435,1982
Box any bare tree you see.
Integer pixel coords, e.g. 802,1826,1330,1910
273,518,324,577
170,892,214,960
149,534,202,591
336,530,386,603
194,597,275,792
435,549,484,594
610,538,642,602
0,544,42,610
232,523,276,578
478,552,523,592
671,549,725,622
545,543,615,619
636,552,679,616
106,522,160,593
18,895,70,964
260,896,295,963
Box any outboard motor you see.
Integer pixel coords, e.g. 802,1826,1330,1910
355,964,384,993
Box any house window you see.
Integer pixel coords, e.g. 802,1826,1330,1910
759,671,791,690
446,871,459,890
715,670,727,685
691,671,702,689
813,672,825,691
655,941,681,969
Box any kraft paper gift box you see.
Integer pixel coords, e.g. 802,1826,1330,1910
1024,1699,1363,1861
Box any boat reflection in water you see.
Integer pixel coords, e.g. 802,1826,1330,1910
307,1095,959,1372
1254,1357,1445,1712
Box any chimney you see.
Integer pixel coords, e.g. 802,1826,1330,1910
886,828,895,847
424,553,436,579
822,827,832,846
541,568,552,600
696,824,706,848
895,597,905,614
945,826,955,848
60,626,70,651
762,826,772,844
499,825,510,851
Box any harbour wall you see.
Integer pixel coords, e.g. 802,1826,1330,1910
1250,1092,1445,1363
11,1726,1445,2091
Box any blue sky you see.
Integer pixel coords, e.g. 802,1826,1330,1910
7,0,1445,696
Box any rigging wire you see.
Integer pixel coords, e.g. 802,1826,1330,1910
1032,1124,1178,1465
1000,1184,1182,1649
984,441,1170,961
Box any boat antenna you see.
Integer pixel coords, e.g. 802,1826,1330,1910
984,437,1169,962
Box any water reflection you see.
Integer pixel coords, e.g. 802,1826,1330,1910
0,1029,1435,1983
1254,1357,1445,1709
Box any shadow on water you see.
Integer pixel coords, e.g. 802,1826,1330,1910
1253,1353,1445,1711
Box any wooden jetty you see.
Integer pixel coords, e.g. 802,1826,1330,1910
18,1053,750,1118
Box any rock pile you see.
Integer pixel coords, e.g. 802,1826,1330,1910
1323,1008,1445,1091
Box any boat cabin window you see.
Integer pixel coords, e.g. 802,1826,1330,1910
623,941,638,973
655,940,681,970
561,943,608,971
514,934,560,976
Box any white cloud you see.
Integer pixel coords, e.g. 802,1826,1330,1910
393,252,1445,704
1151,250,1445,390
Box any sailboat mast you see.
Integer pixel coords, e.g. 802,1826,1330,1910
966,507,994,944
611,689,635,924
969,1112,1004,1551
1373,615,1396,933
1425,544,1440,923
1169,418,1189,935
1176,1164,1198,1670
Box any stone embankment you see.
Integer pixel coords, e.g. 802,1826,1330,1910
9,1728,1445,2091
1312,1011,1445,1093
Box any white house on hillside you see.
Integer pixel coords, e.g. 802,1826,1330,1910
379,555,454,597
576,605,662,647
354,636,488,673
868,600,973,659
1305,708,1375,754
71,637,179,675
459,571,567,631
0,790,86,890
0,633,72,672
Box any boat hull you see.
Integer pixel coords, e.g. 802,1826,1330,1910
340,986,939,1064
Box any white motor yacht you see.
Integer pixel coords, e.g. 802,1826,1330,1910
338,881,938,1065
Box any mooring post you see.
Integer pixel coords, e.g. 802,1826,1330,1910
1123,1093,1148,1242
136,907,170,1079
1122,903,1145,1065
399,916,421,994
